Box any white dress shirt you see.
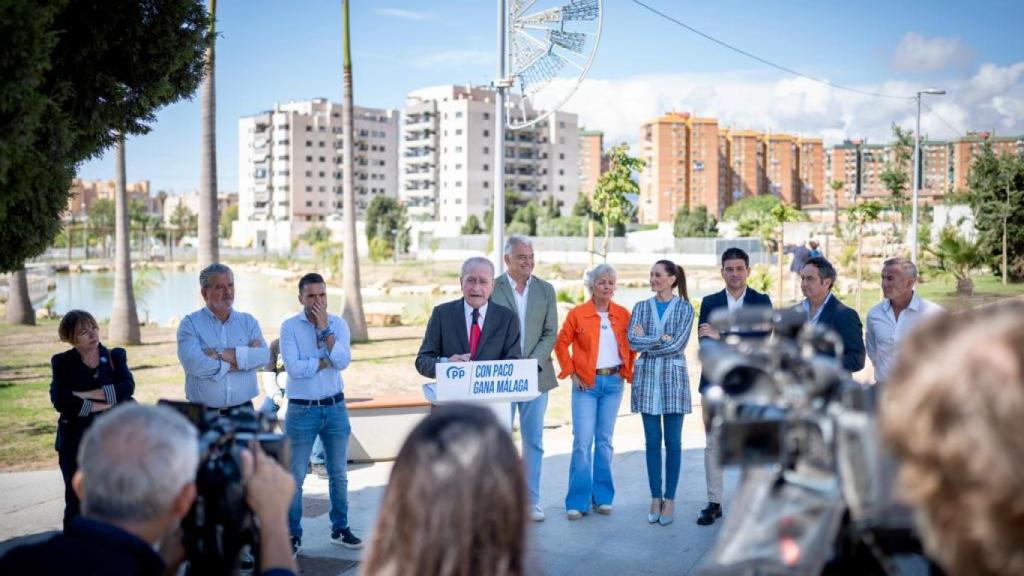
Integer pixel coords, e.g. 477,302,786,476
726,288,747,312
866,292,944,383
506,272,531,355
801,293,833,325
177,306,269,408
279,311,352,400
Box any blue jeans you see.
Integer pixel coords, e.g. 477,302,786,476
566,374,624,512
286,402,351,537
641,413,684,499
511,392,549,506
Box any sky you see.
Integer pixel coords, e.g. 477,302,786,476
76,0,1024,195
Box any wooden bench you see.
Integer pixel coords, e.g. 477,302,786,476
345,395,431,463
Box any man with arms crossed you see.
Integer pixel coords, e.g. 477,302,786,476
178,263,269,413
865,258,943,385
491,236,558,522
279,273,361,554
695,247,772,526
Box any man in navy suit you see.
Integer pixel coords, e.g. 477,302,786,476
797,256,865,373
695,247,772,526
415,256,521,379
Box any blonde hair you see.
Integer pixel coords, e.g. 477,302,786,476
880,301,1024,576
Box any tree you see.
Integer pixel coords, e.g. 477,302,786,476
541,194,561,220
511,201,539,236
109,134,141,344
846,200,885,312
365,195,409,255
0,0,209,327
722,195,783,238
198,0,219,269
340,0,367,341
460,214,483,235
828,179,844,233
966,144,1024,282
88,199,116,258
879,123,913,217
673,205,718,237
931,225,986,296
767,202,806,305
302,226,340,276
572,194,593,217
482,189,523,234
219,204,238,240
593,144,644,260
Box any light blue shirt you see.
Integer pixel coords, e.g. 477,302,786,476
279,311,352,401
801,293,833,325
177,306,269,408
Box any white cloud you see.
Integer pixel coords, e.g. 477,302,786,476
533,61,1024,149
410,50,492,70
891,33,972,72
374,8,432,21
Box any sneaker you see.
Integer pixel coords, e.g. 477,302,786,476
530,505,546,522
566,509,583,521
290,536,301,558
330,527,363,549
594,504,613,515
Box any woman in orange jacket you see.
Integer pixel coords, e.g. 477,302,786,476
555,264,634,520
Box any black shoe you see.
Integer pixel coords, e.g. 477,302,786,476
697,502,722,526
330,527,363,549
290,536,301,558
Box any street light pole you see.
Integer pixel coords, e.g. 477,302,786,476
911,88,945,265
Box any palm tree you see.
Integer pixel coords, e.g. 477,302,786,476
933,226,985,297
340,0,367,341
5,268,35,325
198,0,219,269
109,133,141,344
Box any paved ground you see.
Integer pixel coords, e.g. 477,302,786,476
0,402,744,575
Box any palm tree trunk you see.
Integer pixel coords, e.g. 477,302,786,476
5,267,35,325
341,0,367,341
198,0,219,269
109,134,141,344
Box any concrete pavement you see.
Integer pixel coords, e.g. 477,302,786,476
0,406,739,575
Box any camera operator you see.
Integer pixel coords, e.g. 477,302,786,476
880,301,1024,576
0,404,298,576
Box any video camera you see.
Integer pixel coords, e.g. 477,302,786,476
159,400,288,575
695,308,921,576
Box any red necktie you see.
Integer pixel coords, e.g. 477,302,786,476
469,308,481,360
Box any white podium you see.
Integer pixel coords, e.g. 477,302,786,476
422,358,540,430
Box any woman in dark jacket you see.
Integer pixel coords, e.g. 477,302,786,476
50,310,135,530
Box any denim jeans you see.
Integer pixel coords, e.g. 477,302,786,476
286,402,351,537
566,374,624,512
511,392,549,506
641,412,684,499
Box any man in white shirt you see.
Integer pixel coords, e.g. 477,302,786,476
491,236,558,522
866,258,944,384
177,263,268,412
279,273,361,554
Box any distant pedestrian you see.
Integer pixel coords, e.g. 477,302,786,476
629,260,694,526
554,264,634,521
49,310,135,530
808,240,822,258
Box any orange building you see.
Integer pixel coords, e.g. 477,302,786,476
724,130,765,204
66,179,152,218
765,133,799,205
797,138,825,206
578,129,605,199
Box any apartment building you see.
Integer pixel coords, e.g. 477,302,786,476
399,85,579,236
725,130,766,204
579,129,604,198
638,113,722,224
66,179,152,219
798,138,825,206
235,98,399,251
765,133,799,205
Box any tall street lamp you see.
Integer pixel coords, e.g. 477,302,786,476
911,88,945,264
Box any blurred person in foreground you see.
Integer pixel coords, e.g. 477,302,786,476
880,300,1024,576
50,309,136,530
554,264,634,520
0,404,297,576
361,404,527,576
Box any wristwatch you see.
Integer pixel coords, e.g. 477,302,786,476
216,351,223,361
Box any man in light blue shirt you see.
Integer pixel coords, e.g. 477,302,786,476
279,273,361,554
177,263,269,411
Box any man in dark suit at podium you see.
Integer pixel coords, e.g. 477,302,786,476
695,247,773,526
415,256,521,379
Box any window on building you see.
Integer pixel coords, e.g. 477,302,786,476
305,155,313,162
306,186,313,192
319,156,325,162
483,164,489,171
306,126,312,132
306,200,313,207
483,129,490,137
559,153,565,160
305,170,313,177
483,112,490,120
456,129,463,136
455,111,463,118
306,140,313,146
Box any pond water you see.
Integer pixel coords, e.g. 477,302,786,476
44,268,713,331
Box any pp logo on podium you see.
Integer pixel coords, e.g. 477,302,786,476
445,365,466,379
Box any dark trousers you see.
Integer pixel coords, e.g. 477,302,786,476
56,425,85,532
